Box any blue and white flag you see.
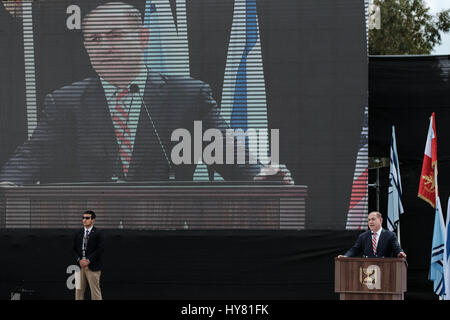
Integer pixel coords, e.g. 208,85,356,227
430,196,446,297
345,106,368,230
144,0,190,76
444,197,450,300
144,0,214,180
387,126,404,244
221,0,269,164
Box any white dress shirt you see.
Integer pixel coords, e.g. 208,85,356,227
84,226,93,234
100,67,148,161
371,228,382,249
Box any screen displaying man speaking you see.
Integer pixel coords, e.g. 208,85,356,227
0,0,367,230
0,1,291,185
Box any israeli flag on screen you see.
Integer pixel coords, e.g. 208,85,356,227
143,0,190,76
221,0,269,164
144,0,214,180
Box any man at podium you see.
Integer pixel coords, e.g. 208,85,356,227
338,211,407,258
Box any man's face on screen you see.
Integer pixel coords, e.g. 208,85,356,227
82,3,149,89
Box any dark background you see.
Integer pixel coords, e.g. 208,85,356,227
0,229,435,300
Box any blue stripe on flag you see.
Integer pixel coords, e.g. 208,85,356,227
387,126,404,237
231,0,258,130
430,196,446,297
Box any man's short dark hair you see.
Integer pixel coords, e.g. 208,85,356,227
84,210,96,219
81,1,143,35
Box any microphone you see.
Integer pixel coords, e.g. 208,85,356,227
130,84,174,180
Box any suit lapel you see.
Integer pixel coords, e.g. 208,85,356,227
82,72,168,180
128,72,167,179
377,229,385,256
83,78,118,172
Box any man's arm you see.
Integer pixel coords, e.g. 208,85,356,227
342,233,364,257
196,82,263,181
0,94,60,185
390,232,406,258
72,232,81,264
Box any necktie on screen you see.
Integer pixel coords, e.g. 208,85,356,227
112,88,132,176
372,233,377,255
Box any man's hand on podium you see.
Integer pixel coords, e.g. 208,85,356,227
0,181,18,187
254,164,294,185
397,252,407,259
337,255,347,258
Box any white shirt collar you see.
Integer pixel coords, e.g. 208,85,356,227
372,228,382,237
100,66,148,102
84,226,93,233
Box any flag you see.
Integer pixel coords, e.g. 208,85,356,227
418,113,445,297
143,0,190,77
143,0,215,180
418,113,437,208
444,197,450,300
430,196,446,297
345,106,369,230
221,0,270,164
387,125,404,243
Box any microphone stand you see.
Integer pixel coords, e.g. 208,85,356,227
130,84,175,180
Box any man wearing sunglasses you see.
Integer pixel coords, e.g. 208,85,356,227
72,210,104,300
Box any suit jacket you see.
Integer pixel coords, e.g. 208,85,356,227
72,226,104,271
0,72,261,184
345,228,403,258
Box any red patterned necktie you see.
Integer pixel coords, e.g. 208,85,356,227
112,88,132,176
372,232,377,255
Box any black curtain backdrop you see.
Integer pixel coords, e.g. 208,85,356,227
0,229,436,300
369,55,450,288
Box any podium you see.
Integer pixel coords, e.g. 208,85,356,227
0,183,307,230
334,257,407,300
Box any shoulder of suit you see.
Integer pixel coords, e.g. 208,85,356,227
48,77,99,101
154,73,206,91
360,229,371,237
92,226,102,234
382,228,395,236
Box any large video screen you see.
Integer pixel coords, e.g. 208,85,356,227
0,0,367,230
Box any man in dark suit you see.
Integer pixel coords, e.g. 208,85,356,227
338,211,407,258
0,1,292,185
73,210,104,300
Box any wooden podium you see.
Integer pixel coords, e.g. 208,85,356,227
0,183,307,230
334,257,407,300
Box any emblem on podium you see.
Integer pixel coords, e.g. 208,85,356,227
360,265,381,290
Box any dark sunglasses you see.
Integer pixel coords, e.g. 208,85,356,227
82,216,92,220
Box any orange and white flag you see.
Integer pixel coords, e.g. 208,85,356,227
418,112,438,208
